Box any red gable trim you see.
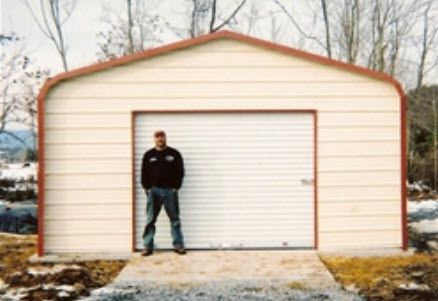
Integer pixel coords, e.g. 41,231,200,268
36,30,407,256
37,30,406,95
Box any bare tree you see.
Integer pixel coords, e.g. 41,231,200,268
188,0,247,37
269,10,283,42
368,0,388,71
0,36,27,146
320,0,332,58
0,34,49,151
408,86,438,189
338,0,362,64
417,0,437,88
229,1,286,39
365,0,426,76
243,1,261,35
209,0,247,32
270,0,428,86
127,0,134,54
272,0,327,52
23,0,77,71
96,0,164,61
189,0,211,37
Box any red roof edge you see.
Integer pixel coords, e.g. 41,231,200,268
37,29,405,99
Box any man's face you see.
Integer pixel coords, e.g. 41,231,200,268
154,132,166,148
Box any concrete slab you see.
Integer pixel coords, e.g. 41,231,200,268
112,250,341,289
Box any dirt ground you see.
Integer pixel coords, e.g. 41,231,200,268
319,253,438,301
0,233,127,301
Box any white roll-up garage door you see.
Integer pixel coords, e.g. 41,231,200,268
134,111,315,250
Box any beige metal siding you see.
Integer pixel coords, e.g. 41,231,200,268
43,38,401,253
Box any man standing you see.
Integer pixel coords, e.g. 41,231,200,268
140,129,186,256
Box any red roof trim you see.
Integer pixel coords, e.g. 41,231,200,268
37,29,408,256
37,30,405,97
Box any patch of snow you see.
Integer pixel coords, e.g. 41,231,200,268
51,263,83,273
84,286,130,296
410,218,438,234
2,287,28,301
58,290,71,298
56,284,76,292
2,285,44,301
0,166,36,181
41,283,76,295
0,278,9,290
426,241,438,251
398,282,430,291
408,181,431,192
27,266,52,276
408,199,438,214
27,264,83,276
408,200,438,223
42,283,56,290
344,283,360,293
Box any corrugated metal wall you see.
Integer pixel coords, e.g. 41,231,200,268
134,112,315,250
42,38,402,253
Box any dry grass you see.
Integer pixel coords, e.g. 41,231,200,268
286,281,308,290
0,233,37,280
0,232,127,300
319,253,438,300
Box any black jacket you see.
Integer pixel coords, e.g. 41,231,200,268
140,146,185,190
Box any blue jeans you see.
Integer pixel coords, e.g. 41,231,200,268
142,186,185,249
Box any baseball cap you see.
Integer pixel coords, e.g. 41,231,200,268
153,129,166,137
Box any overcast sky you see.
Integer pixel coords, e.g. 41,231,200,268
3,0,135,72
2,0,437,83
1,0,221,73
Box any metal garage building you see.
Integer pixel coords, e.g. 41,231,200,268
36,30,407,257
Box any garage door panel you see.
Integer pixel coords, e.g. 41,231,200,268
135,206,314,218
135,190,313,198
134,112,315,249
135,150,313,159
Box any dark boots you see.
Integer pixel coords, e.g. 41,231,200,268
141,246,186,256
141,248,153,256
174,245,186,255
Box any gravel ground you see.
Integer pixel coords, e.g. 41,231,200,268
78,279,364,301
